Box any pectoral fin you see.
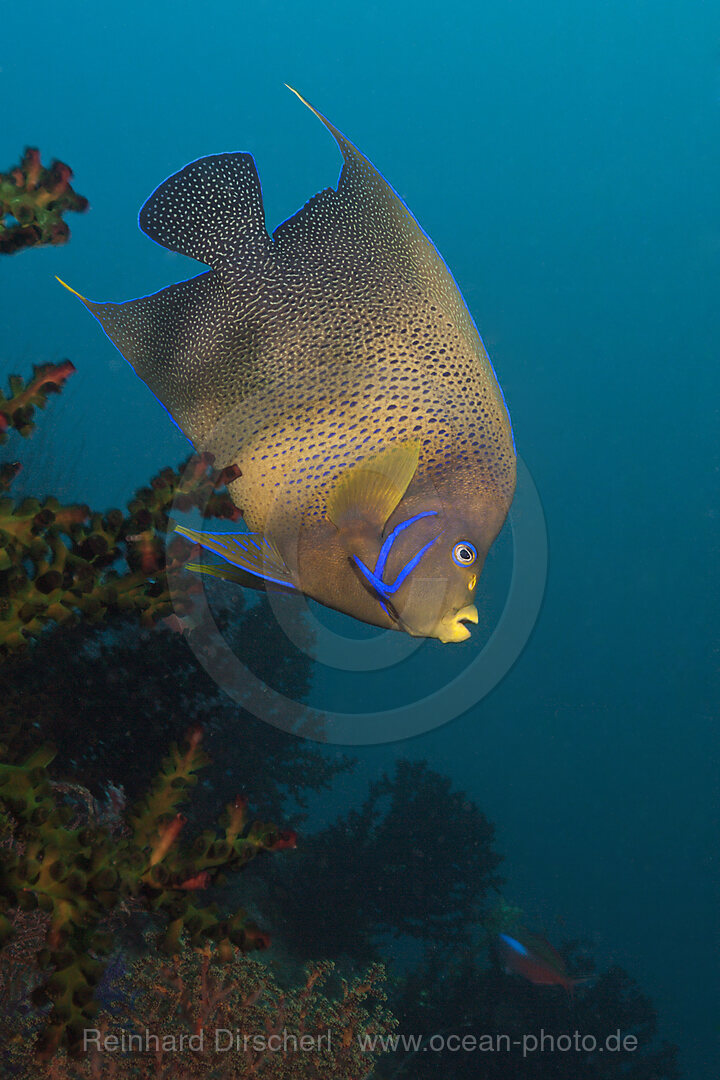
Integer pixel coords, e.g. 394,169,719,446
326,441,420,533
175,525,297,591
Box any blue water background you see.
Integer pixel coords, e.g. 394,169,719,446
2,2,718,1075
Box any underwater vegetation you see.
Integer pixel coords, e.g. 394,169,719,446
263,763,681,1080
0,727,295,1058
1,607,352,825
0,148,88,254
0,360,242,654
0,360,76,448
386,951,681,1080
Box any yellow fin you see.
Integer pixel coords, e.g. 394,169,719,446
185,561,248,583
327,441,420,532
175,524,296,590
184,561,295,593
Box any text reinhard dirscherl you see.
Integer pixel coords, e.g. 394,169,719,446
83,1029,332,1054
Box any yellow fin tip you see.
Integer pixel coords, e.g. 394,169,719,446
284,84,316,115
55,276,87,302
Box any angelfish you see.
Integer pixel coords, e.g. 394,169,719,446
61,88,516,643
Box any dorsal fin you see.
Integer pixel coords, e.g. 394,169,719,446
139,152,271,269
274,87,409,262
273,87,453,301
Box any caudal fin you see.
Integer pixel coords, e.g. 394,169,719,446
139,152,271,269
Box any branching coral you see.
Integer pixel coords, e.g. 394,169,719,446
0,148,88,254
0,728,296,1059
0,360,76,444
0,361,242,653
0,360,75,503
5,938,394,1079
113,944,393,1080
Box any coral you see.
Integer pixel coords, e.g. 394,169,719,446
0,361,76,444
0,460,22,492
274,760,503,962
5,937,395,1079
0,362,242,652
0,728,296,1059
0,359,74,503
0,148,88,255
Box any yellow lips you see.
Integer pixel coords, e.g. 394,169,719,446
436,604,479,643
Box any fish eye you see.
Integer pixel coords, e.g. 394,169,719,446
452,541,477,567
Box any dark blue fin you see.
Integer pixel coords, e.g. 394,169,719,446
139,153,271,269
81,271,235,446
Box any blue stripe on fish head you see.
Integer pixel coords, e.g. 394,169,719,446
351,506,485,642
374,510,440,581
351,511,442,600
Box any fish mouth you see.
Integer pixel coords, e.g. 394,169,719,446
435,604,479,644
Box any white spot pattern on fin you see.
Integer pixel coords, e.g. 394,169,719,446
139,153,271,269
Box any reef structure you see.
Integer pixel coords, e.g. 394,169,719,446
0,148,88,254
0,727,296,1058
0,363,242,653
